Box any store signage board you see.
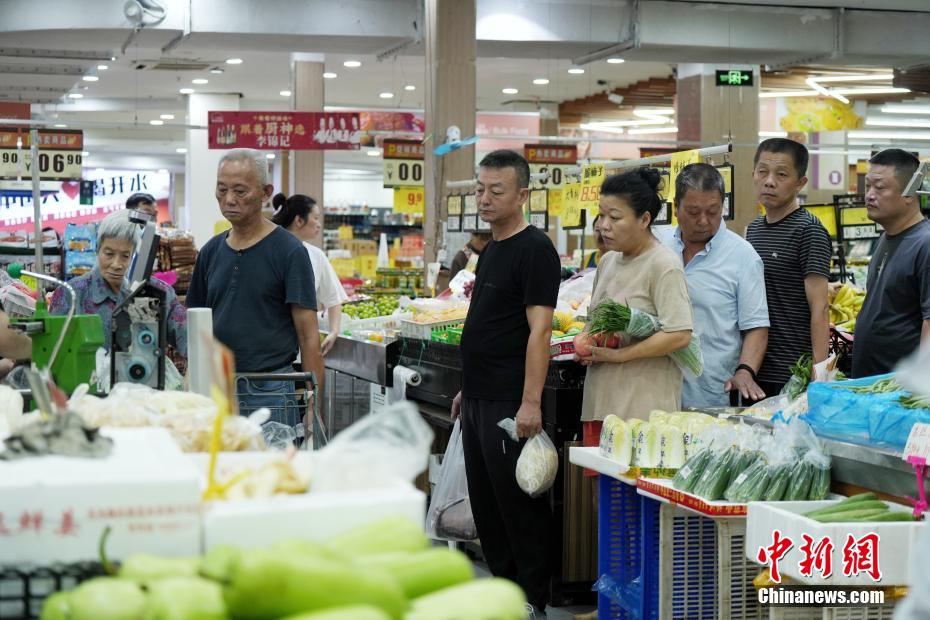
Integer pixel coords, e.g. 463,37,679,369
446,195,462,232
716,163,735,221
462,194,479,232
393,186,424,215
525,143,577,189
383,139,425,188
207,111,359,150
578,163,604,212
715,69,754,87
904,423,930,462
0,129,84,181
528,189,549,231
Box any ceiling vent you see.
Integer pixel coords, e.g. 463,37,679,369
134,59,216,71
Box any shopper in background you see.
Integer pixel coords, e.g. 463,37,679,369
125,192,158,218
49,210,187,355
271,192,350,356
448,232,491,280
187,148,324,425
452,149,560,617
584,214,608,269
579,168,693,432
852,148,930,377
746,138,832,397
657,163,770,407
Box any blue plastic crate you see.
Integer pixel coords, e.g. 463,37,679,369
660,505,718,619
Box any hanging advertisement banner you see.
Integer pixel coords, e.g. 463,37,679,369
208,111,360,150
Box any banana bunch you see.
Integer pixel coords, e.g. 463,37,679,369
829,283,865,332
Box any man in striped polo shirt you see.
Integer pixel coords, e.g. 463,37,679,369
746,139,832,397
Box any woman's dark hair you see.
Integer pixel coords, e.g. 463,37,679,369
271,193,318,228
599,167,663,226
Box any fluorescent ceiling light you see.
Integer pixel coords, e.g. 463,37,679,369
533,78,550,85
323,72,337,79
805,77,849,104
404,85,416,91
68,93,83,99
607,58,625,64
865,117,930,128
279,90,292,97
210,68,224,74
160,113,174,120
833,87,910,95
157,168,168,174
344,60,361,68
97,64,108,71
82,75,99,82
192,78,209,85
759,131,789,138
266,153,276,159
149,119,164,126
849,130,930,141
53,123,67,128
880,105,930,115
584,118,669,129
634,107,675,116
567,67,585,75
226,58,243,65
502,87,519,95
81,151,89,157
176,147,187,153
579,122,624,135
627,126,679,135
759,90,818,98
379,92,394,99
366,150,380,157
179,88,195,94
815,73,894,83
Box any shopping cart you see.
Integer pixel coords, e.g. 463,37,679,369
234,371,327,449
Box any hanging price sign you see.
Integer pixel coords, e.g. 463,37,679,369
446,195,463,232
393,186,424,214
462,194,479,232
528,189,549,231
547,188,563,217
578,163,605,211
668,149,700,202
560,182,584,229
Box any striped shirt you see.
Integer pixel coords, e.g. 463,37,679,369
746,208,832,385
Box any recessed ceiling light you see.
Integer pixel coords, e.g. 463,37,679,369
343,60,361,68
404,85,416,91
179,88,195,94
157,168,168,174
379,92,394,99
533,78,549,85
68,93,83,99
149,119,164,126
53,123,67,128
366,150,380,157
606,58,625,64
81,151,89,157
226,58,243,65
568,67,585,74
160,113,175,120
323,72,337,79
279,90,292,97
502,87,519,95
97,64,109,71
82,75,99,82
210,68,224,74
95,168,105,173
266,153,276,159
176,147,187,153
192,78,209,85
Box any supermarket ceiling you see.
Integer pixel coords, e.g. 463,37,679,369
3,0,930,172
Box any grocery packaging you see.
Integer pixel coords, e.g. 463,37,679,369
497,418,558,497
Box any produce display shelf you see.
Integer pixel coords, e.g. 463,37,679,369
400,317,464,340
568,446,632,482
637,477,748,518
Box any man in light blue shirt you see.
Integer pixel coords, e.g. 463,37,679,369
657,163,770,407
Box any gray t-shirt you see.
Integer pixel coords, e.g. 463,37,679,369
187,226,317,372
852,218,930,378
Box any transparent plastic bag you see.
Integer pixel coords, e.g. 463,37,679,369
426,419,477,541
497,418,559,498
262,421,299,450
311,400,434,492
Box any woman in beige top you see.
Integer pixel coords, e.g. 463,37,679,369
578,167,694,439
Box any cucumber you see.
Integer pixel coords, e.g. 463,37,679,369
672,449,713,493
724,458,764,502
808,465,831,500
785,461,813,501
804,500,888,518
858,511,916,522
731,450,758,479
693,448,738,501
812,508,888,523
839,492,878,505
742,466,773,502
763,464,791,502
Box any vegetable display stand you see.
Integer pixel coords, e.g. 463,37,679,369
0,563,106,620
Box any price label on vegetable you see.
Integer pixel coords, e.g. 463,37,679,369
394,186,424,214
903,423,930,462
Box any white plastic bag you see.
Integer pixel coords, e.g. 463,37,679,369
426,419,477,541
497,418,558,498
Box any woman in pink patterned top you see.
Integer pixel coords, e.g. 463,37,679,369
49,211,187,356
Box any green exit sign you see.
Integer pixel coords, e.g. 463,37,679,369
715,69,754,86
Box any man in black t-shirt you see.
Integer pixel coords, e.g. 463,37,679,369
746,138,832,397
853,149,930,377
453,150,560,614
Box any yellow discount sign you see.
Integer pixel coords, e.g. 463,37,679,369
547,188,563,216
560,182,584,229
668,149,700,202
394,186,425,214
579,163,605,211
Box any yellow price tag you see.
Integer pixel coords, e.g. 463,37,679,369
669,149,700,202
548,189,563,216
582,163,605,187
394,186,425,214
719,165,732,194
841,207,872,226
561,182,583,228
578,183,600,212
805,205,838,238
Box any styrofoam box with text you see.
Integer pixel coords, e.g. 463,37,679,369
187,452,426,550
0,428,201,564
745,500,922,587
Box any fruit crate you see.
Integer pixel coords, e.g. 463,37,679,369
321,312,411,333
0,563,106,620
400,318,463,340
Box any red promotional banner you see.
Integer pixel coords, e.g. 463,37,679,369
208,111,360,150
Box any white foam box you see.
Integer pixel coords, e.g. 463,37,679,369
0,428,202,564
187,452,426,550
745,499,923,586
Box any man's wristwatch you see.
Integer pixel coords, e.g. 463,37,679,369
735,364,758,381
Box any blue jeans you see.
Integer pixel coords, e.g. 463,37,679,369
236,365,301,428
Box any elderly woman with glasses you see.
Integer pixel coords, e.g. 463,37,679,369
49,210,187,356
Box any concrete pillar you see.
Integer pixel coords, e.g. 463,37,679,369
185,93,240,248
423,0,477,267
539,102,560,137
293,54,325,249
677,64,760,236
